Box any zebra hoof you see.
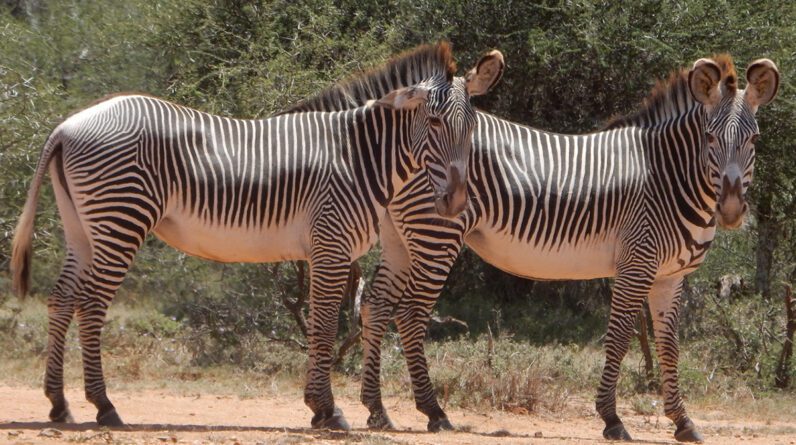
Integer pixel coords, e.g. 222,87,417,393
603,422,632,441
366,410,396,430
49,405,74,423
674,419,704,443
97,408,124,427
428,417,454,432
311,406,351,431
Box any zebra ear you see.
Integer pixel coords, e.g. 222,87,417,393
465,50,505,96
745,59,779,111
376,86,430,110
689,58,722,109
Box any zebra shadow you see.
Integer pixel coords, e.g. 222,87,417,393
0,421,677,444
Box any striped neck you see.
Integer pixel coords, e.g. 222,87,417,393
343,105,421,207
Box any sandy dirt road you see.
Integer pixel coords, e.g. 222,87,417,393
1,385,795,444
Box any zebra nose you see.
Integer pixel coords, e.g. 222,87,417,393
434,163,468,218
717,169,745,229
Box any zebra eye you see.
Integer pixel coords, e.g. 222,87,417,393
749,134,760,145
428,116,443,128
705,132,717,145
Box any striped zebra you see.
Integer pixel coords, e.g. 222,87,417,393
10,43,505,429
355,56,779,440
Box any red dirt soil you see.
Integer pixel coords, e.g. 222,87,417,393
1,385,795,444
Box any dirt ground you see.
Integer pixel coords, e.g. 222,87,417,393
1,384,795,445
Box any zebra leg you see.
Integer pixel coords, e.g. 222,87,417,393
44,252,82,423
596,266,656,441
304,254,351,430
361,217,411,430
75,287,122,426
393,287,450,431
649,277,703,443
74,218,148,426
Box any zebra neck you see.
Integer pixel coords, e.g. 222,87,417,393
644,110,716,226
343,107,419,207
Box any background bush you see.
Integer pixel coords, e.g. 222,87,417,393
0,0,794,396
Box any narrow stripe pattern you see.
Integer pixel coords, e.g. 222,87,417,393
354,56,768,438
10,43,481,428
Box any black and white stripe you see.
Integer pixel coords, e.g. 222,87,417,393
357,56,778,441
10,43,504,430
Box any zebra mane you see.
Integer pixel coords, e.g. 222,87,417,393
276,42,456,115
605,54,738,129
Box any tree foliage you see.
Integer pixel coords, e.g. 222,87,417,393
0,0,794,384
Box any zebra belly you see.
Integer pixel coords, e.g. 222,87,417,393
465,229,617,280
153,212,310,263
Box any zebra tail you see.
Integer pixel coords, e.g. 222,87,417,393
11,132,62,297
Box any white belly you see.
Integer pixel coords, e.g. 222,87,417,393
465,229,618,280
153,209,311,263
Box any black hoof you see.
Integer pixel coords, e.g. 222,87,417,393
96,408,124,427
311,406,351,431
603,422,632,441
49,405,74,423
675,419,704,443
428,417,454,432
366,410,395,430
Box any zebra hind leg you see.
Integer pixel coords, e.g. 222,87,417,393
74,268,127,427
360,293,400,430
74,221,148,426
43,251,84,423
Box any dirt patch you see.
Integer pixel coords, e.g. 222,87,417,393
1,385,794,444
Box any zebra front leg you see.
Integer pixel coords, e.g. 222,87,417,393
649,277,703,442
394,279,452,432
361,216,411,430
304,256,351,430
596,265,655,441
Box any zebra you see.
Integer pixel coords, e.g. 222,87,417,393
10,43,505,430
355,56,779,440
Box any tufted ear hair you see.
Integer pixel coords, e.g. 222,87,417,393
745,58,779,112
375,86,429,110
465,50,505,96
689,58,722,110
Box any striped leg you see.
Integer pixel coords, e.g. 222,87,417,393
648,277,703,442
596,262,656,441
75,233,145,426
392,236,463,432
44,252,82,423
393,275,451,431
304,248,352,430
361,217,411,430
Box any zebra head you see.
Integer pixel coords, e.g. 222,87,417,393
376,50,505,218
689,57,779,229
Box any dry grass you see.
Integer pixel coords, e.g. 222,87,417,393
1,295,794,422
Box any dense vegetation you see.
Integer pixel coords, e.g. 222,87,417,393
1,0,794,404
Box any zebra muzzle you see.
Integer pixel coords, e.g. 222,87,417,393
434,163,468,218
716,172,746,229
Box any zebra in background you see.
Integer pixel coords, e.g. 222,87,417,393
10,43,505,430
357,56,778,440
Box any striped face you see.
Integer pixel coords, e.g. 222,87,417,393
418,50,505,219
417,78,478,218
690,58,779,229
705,95,760,228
